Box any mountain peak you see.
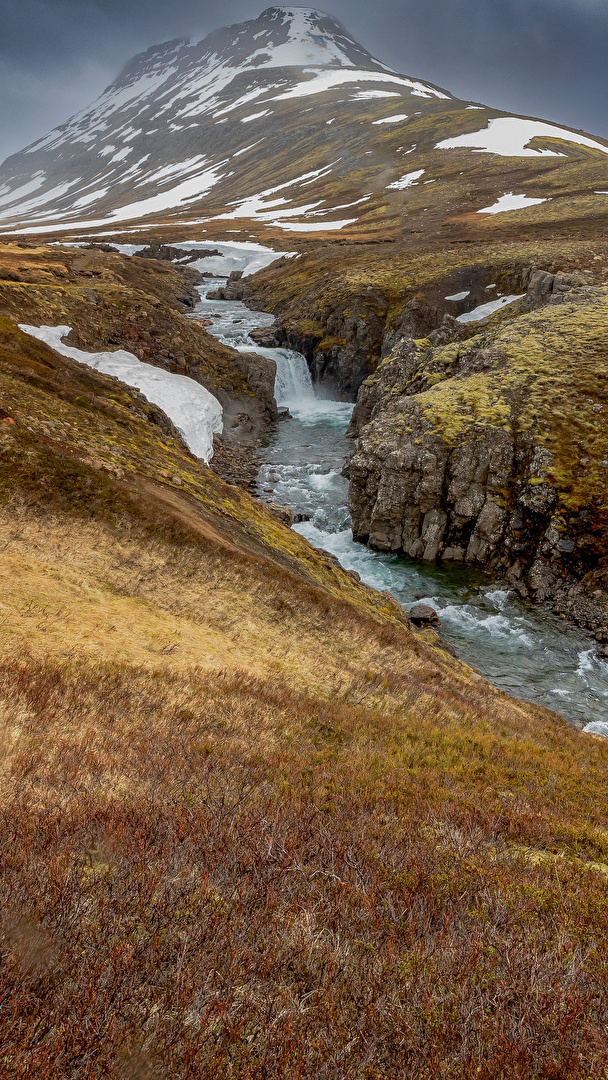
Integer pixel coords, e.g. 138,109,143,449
260,5,331,17
188,5,391,72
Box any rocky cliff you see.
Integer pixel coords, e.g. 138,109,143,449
348,276,608,636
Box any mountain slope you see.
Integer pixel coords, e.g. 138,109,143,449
1,6,608,244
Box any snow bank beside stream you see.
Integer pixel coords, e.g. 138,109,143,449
19,324,223,463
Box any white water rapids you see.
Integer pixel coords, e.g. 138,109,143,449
191,249,608,735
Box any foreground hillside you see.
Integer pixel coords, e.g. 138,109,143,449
1,289,608,1077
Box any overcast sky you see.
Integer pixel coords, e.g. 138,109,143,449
1,0,607,162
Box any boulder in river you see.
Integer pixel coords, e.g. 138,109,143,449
206,271,251,301
267,503,295,527
409,604,441,627
249,326,279,347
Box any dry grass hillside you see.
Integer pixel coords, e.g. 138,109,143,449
0,242,248,398
1,292,608,1077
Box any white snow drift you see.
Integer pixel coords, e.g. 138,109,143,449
19,324,223,463
271,69,449,102
387,168,424,190
478,192,548,214
456,295,525,323
372,114,409,125
437,116,608,158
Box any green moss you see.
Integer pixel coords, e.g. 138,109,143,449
366,287,608,551
317,335,346,352
290,317,319,336
417,373,512,444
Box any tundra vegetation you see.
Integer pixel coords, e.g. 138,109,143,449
0,249,608,1079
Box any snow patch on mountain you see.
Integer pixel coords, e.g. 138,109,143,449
437,117,608,158
271,69,449,101
19,324,223,463
241,110,272,122
306,195,371,215
277,219,356,231
136,156,208,187
210,165,335,225
457,295,525,323
372,114,409,125
109,148,133,164
212,85,282,118
354,90,401,100
387,168,425,190
0,173,46,209
73,188,109,209
479,192,548,214
106,162,226,220
0,179,82,217
233,141,265,158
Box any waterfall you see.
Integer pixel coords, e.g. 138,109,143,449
272,347,316,408
192,271,316,412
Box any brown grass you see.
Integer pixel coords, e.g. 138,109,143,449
1,489,608,1078
1,269,608,1077
1,639,608,1079
0,499,431,691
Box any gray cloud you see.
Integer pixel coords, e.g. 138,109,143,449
1,0,607,161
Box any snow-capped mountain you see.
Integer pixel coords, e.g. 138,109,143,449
1,5,608,242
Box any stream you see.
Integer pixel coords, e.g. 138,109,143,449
188,245,608,734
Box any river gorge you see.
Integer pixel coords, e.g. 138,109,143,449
180,243,608,733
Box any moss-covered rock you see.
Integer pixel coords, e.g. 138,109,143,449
348,285,608,632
